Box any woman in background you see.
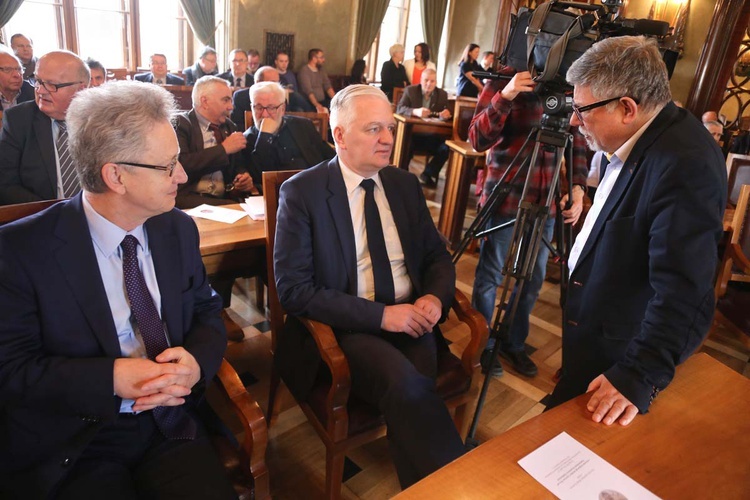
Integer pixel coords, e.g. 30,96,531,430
403,43,436,85
456,43,484,98
380,43,408,100
350,59,368,85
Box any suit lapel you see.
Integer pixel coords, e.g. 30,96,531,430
32,107,57,198
145,213,183,346
53,195,121,357
325,159,358,295
188,110,204,151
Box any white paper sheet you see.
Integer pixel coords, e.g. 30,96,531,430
241,196,265,220
185,204,248,224
518,432,660,500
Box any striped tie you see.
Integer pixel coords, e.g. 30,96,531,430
56,121,80,198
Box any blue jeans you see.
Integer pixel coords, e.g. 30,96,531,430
471,214,554,352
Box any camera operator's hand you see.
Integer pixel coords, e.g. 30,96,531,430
501,71,536,101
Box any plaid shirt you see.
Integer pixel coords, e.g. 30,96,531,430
469,79,588,218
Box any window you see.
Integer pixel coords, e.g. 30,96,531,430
366,0,424,82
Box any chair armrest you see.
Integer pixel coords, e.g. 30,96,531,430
215,358,270,499
451,289,489,376
728,243,750,274
299,318,352,440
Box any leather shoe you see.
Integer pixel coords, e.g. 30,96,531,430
480,349,503,377
419,172,437,187
499,348,538,377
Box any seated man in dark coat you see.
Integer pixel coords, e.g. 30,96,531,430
0,50,35,110
182,47,218,86
134,53,185,85
243,81,334,193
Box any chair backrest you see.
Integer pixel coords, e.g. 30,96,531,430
731,184,750,257
286,111,329,142
0,199,62,226
262,170,303,349
392,86,405,107
727,154,750,206
245,110,255,131
452,97,478,142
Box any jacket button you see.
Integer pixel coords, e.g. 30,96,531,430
567,320,578,326
61,458,72,466
572,281,583,286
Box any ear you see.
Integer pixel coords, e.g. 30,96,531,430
620,97,639,125
332,125,345,149
100,162,127,194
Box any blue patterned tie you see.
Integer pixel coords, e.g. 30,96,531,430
56,121,80,198
121,235,197,440
360,179,395,305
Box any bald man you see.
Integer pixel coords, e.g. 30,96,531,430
0,50,34,110
0,50,90,205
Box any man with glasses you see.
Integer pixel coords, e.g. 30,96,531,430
0,80,236,499
134,54,184,86
218,49,253,88
547,36,726,425
0,50,34,110
182,46,218,86
0,50,89,205
10,33,36,81
243,81,334,193
470,69,588,378
230,65,280,129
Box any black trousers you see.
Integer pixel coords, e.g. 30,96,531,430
336,331,465,489
411,135,450,179
52,412,237,500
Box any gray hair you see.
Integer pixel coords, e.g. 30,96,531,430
66,81,177,193
0,49,22,67
330,84,389,132
191,75,230,107
198,46,217,60
389,44,405,58
249,81,287,104
566,36,671,113
704,120,723,130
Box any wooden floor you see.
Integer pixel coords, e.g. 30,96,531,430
219,159,750,499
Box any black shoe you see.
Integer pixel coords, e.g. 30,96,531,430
480,349,503,377
419,172,437,187
499,348,538,377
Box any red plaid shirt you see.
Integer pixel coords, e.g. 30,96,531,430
469,79,588,218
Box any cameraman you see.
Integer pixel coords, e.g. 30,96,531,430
548,36,726,425
470,70,588,378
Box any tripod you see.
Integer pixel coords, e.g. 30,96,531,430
452,121,574,448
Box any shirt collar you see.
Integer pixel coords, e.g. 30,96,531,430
82,194,149,258
194,109,214,131
611,106,662,164
338,158,384,195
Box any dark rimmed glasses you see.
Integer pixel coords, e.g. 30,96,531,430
33,78,83,93
572,96,638,123
252,102,285,114
116,160,178,177
0,66,24,75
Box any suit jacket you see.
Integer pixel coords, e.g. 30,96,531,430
557,103,727,412
182,64,217,86
231,88,252,130
134,72,185,85
273,158,455,400
173,109,246,208
0,195,226,499
0,101,58,205
396,84,449,117
217,70,253,88
242,114,334,191
0,80,35,110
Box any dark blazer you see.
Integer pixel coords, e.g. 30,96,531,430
173,109,246,208
217,70,253,88
182,64,217,86
396,84,450,117
0,195,226,499
551,103,727,412
231,88,252,129
134,72,185,85
273,159,455,400
242,114,334,191
380,59,408,100
0,101,58,204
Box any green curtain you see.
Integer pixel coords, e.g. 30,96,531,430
179,0,216,48
420,0,449,57
0,0,25,38
355,0,390,59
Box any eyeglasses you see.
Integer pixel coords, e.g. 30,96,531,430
252,102,285,114
0,66,24,75
33,78,83,93
116,160,178,177
571,96,638,123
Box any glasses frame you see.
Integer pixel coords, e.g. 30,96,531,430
116,161,177,177
572,96,638,123
252,102,286,114
0,66,24,75
33,78,83,93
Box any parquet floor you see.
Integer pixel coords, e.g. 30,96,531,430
219,159,750,499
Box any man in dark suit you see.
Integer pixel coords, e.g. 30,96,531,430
10,33,36,81
134,53,185,85
274,85,465,489
230,66,279,129
547,36,727,425
217,49,254,88
0,50,90,205
243,81,334,193
396,68,452,187
0,50,34,110
182,47,218,86
173,75,251,209
0,81,235,499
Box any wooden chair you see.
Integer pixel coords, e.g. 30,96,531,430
245,111,254,131
0,199,270,500
287,111,329,142
726,154,750,206
451,97,479,142
711,184,750,347
262,170,488,499
392,86,405,108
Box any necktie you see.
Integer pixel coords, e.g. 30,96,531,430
360,179,395,305
120,235,197,440
156,79,164,85
208,123,224,145
56,121,79,198
599,153,611,183
236,77,242,87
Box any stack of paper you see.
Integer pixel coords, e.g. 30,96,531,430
185,204,248,224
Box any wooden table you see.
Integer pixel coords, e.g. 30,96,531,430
392,113,452,170
396,353,750,499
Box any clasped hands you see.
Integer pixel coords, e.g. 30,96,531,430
113,347,200,412
380,294,442,338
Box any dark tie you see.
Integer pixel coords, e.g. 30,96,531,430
208,123,224,145
599,153,611,183
236,77,242,87
156,78,164,85
360,179,395,305
120,235,197,440
56,121,79,198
